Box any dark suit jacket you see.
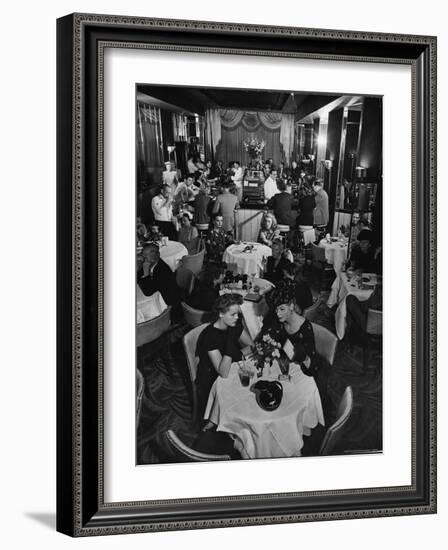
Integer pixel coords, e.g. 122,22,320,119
267,192,297,227
137,260,180,305
297,195,316,226
264,255,292,285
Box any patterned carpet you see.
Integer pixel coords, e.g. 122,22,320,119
137,292,382,464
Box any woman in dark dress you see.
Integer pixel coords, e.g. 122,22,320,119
195,294,253,417
268,284,317,376
264,239,292,285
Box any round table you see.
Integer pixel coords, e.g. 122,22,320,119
204,362,324,459
159,240,188,271
222,242,272,277
319,239,348,273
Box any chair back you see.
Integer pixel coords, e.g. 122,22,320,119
165,429,231,462
136,368,144,429
302,296,321,320
302,228,316,246
311,242,327,263
196,223,209,232
176,266,195,296
181,247,205,276
277,224,290,234
366,308,382,336
181,301,207,328
183,323,209,419
311,321,338,366
183,323,209,383
319,386,354,455
136,306,172,347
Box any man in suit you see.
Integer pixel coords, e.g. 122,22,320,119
267,181,297,228
137,243,180,306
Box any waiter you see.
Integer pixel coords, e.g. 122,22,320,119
151,184,177,240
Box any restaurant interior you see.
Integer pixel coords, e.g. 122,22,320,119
136,84,383,464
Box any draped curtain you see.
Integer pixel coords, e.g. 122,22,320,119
206,109,295,165
216,125,282,167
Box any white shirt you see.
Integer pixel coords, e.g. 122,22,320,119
264,177,280,201
231,166,244,186
152,194,173,222
162,170,178,190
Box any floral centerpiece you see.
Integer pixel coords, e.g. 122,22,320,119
251,329,290,376
243,136,266,160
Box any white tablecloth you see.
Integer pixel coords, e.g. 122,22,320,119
204,362,324,459
327,272,376,339
159,240,188,271
222,243,272,277
319,239,348,273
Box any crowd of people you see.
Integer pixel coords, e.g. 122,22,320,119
137,155,382,433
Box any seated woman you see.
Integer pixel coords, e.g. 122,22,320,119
187,263,225,313
258,212,280,247
346,275,383,348
268,283,317,377
177,211,199,254
282,262,314,312
347,229,380,273
264,238,292,284
205,213,234,263
195,294,253,417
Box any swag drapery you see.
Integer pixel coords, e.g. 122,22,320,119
205,109,295,165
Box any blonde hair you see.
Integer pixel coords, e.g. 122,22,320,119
260,212,278,231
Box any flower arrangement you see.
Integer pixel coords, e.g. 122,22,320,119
251,329,289,374
243,136,266,158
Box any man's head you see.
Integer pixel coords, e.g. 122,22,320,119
291,160,298,169
357,229,373,253
161,184,171,198
270,169,278,179
142,243,160,265
186,176,194,187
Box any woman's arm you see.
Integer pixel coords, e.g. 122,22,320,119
207,349,232,378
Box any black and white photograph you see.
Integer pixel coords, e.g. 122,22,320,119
135,85,383,464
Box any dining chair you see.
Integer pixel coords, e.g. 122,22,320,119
302,295,321,320
183,322,209,422
165,429,231,462
181,301,208,328
136,305,172,348
180,247,205,276
136,368,145,431
175,265,195,299
311,321,338,366
363,308,383,369
319,386,354,455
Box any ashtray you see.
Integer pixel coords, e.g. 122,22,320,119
251,380,283,411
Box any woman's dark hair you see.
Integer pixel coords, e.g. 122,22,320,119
265,281,296,310
212,293,243,318
271,238,284,249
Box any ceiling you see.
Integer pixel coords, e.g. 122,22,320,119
137,84,343,118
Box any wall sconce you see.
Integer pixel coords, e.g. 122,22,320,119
308,154,315,161
355,166,367,179
324,159,333,169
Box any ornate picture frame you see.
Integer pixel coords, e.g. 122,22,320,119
56,13,437,536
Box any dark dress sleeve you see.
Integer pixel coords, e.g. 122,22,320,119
289,320,318,376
